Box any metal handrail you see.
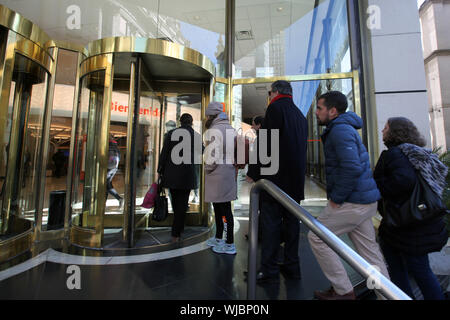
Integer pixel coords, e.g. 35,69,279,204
247,179,412,300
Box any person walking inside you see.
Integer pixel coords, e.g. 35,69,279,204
374,117,448,300
204,102,238,255
107,135,123,209
246,80,308,283
309,91,389,300
158,113,202,243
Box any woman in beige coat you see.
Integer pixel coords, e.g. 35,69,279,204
204,102,238,255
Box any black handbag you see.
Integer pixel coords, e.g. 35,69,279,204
152,179,168,222
382,171,448,228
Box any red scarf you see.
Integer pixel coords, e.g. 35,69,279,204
270,94,293,104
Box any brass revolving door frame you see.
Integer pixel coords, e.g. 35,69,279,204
0,5,54,261
70,37,215,249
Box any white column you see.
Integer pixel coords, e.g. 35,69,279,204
367,0,430,151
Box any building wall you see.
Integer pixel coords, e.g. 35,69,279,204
420,0,450,151
366,0,431,153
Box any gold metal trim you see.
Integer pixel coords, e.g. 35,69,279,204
70,224,99,248
35,47,59,241
0,33,17,234
226,77,233,121
93,53,114,247
0,31,52,236
0,229,33,262
232,72,355,85
123,59,137,242
352,70,362,117
14,37,54,72
45,40,88,57
2,69,30,233
36,229,65,242
0,5,50,51
0,217,32,262
65,52,84,238
200,81,214,226
216,77,228,84
80,54,109,77
87,37,215,78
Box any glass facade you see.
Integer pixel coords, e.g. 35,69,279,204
0,0,226,75
0,0,363,247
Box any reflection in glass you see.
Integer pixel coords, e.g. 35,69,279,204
306,78,354,184
235,0,350,114
135,79,160,222
42,49,78,230
1,53,49,227
158,94,203,214
0,81,15,214
106,76,131,215
72,70,106,228
2,0,226,76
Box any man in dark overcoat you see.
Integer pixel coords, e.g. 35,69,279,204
247,80,308,283
158,113,203,242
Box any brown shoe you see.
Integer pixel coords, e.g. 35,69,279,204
314,287,356,300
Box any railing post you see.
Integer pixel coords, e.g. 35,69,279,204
247,181,261,300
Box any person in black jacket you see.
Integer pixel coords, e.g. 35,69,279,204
107,136,123,209
246,80,308,283
374,117,448,300
158,113,202,243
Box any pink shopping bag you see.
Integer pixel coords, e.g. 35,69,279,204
141,182,158,208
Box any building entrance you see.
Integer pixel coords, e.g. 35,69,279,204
69,37,215,249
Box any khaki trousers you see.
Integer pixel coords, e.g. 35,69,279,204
308,202,390,295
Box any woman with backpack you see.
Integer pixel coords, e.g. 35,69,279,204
374,117,448,300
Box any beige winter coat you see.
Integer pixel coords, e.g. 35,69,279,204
204,115,238,203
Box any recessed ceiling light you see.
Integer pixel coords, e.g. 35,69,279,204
277,7,283,12
194,15,200,20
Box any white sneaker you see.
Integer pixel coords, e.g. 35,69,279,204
206,237,225,247
212,243,237,255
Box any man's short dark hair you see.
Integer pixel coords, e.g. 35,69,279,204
253,116,264,126
318,91,348,114
180,113,193,126
271,80,293,96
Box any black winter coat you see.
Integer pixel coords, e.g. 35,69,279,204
247,96,308,202
158,125,202,190
373,146,448,255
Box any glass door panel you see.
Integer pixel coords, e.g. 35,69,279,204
135,72,159,218
179,95,202,209
72,70,106,228
0,81,15,214
42,49,78,231
1,53,49,231
160,93,203,215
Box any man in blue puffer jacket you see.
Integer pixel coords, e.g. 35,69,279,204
308,91,390,300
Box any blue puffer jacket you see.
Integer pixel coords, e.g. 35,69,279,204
321,112,381,205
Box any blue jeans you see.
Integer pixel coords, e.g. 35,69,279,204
380,240,444,300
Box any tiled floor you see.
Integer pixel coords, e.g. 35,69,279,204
0,178,375,300
0,214,374,300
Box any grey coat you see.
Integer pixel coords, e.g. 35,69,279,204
204,114,237,203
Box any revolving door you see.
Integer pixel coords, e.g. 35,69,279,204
70,37,215,249
0,14,54,260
